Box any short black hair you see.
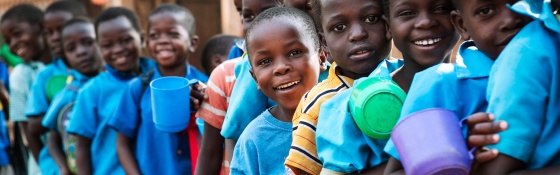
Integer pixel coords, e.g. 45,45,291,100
1,4,44,25
94,7,141,33
62,16,93,34
46,0,88,17
246,7,320,63
382,0,390,17
149,4,196,36
201,34,240,72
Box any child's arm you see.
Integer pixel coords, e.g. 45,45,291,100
225,139,236,163
195,122,224,175
27,117,48,161
74,135,92,175
383,157,405,175
473,155,560,175
47,130,71,175
116,132,140,175
358,162,387,175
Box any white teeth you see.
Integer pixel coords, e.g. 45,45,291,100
357,50,368,54
275,80,300,90
414,38,442,46
17,48,25,56
115,57,127,64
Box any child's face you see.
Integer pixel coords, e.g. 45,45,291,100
249,19,324,110
242,0,279,34
387,0,459,67
1,20,46,62
451,0,531,59
43,11,73,59
97,16,142,72
320,0,391,79
62,23,103,76
147,12,198,68
209,54,227,73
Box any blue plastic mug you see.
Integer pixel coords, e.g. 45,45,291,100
150,76,198,133
196,118,204,135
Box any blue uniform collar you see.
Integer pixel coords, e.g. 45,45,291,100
368,59,403,79
69,69,92,82
52,57,70,73
510,0,560,33
105,57,155,80
455,41,494,78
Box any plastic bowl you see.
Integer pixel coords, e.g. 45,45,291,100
46,75,69,100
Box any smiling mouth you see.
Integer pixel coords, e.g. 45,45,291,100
16,48,26,56
275,80,300,91
413,38,443,46
115,57,127,64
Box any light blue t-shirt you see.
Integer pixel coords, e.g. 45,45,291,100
486,0,560,169
230,108,292,175
65,58,155,175
108,64,204,174
384,41,494,161
316,59,402,174
26,58,70,116
222,54,329,140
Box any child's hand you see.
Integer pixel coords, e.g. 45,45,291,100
190,82,208,110
467,112,508,163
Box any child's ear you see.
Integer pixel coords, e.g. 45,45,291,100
188,35,199,53
450,10,471,41
249,68,261,90
382,15,392,41
318,48,328,72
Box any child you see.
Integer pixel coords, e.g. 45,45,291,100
65,7,156,175
200,34,240,74
285,0,394,174
229,7,327,174
108,4,207,174
41,17,104,175
475,0,560,174
221,0,281,163
381,0,531,174
0,4,55,175
314,0,461,174
25,1,87,173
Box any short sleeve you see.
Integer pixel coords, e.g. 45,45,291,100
230,135,259,175
221,56,271,140
196,66,228,129
66,81,100,139
9,66,30,122
485,40,550,163
316,90,377,173
25,71,50,116
41,89,71,130
108,78,142,139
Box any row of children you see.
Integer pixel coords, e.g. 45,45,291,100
0,0,243,174
193,0,560,174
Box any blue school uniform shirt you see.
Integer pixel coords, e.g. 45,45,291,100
26,58,70,116
65,58,155,175
108,64,206,174
486,0,560,169
222,54,329,140
230,108,292,175
315,59,402,174
383,41,493,162
0,62,9,166
226,43,244,60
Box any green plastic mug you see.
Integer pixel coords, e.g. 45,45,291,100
46,75,69,100
349,77,406,139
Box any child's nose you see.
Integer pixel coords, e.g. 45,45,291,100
348,24,368,42
273,59,292,75
499,9,528,32
414,13,437,30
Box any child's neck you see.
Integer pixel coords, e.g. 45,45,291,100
269,105,295,123
338,60,384,80
158,63,187,77
392,55,448,93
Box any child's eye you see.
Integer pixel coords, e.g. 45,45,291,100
64,44,75,52
243,14,255,21
100,43,112,49
364,15,379,24
476,7,495,16
149,33,159,40
398,10,416,17
169,32,181,38
332,24,347,32
434,5,452,14
258,58,272,66
288,50,303,57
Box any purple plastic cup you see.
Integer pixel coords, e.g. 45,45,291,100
391,108,471,175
